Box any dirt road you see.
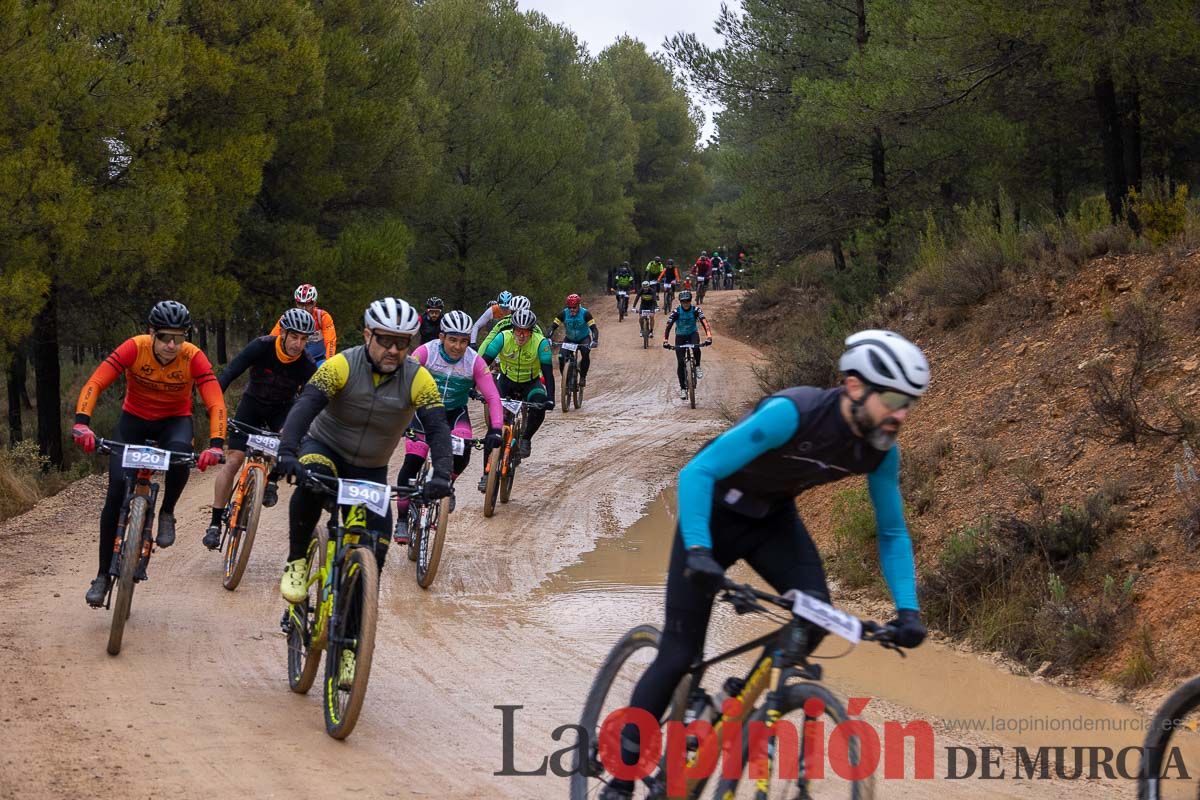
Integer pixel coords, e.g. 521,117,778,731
0,291,1151,799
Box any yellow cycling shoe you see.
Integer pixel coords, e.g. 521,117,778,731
338,649,356,689
279,558,309,604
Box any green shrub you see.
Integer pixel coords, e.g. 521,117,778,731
1129,178,1189,246
827,485,882,591
0,440,49,520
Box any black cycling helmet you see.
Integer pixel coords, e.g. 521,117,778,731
279,307,317,335
678,290,693,302
654,256,663,262
148,300,192,331
425,296,445,310
621,260,630,267
667,258,675,266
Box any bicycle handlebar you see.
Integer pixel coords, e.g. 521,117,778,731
665,341,712,350
716,578,899,649
402,427,484,450
96,438,199,467
228,419,279,438
301,470,420,499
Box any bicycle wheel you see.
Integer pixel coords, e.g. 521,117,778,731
324,544,379,739
561,360,573,413
1139,675,1200,799
483,445,502,518
287,527,327,694
570,625,688,800
107,495,148,656
574,371,583,409
713,682,874,800
416,496,450,589
500,453,516,504
223,466,264,591
641,318,649,349
688,358,697,409
407,467,425,561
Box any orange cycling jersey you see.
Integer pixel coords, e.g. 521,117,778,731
76,335,227,444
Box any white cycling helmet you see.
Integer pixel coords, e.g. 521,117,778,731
440,310,474,336
509,295,531,312
838,330,929,397
294,283,318,304
510,308,537,330
364,297,420,335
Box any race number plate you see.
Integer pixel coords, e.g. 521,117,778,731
121,444,171,471
641,310,655,317
337,479,390,517
451,436,466,456
560,342,578,352
617,290,627,297
502,399,525,416
247,434,280,457
786,590,862,644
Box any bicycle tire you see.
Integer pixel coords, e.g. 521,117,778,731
416,496,450,589
688,358,697,409
561,360,573,413
407,466,425,561
1138,674,1200,799
500,456,516,504
483,445,502,517
713,682,874,800
107,495,147,656
223,466,264,591
324,543,378,739
570,624,688,800
287,527,327,694
573,374,582,409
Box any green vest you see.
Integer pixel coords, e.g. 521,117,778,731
497,329,548,383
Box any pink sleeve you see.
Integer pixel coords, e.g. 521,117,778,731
413,343,430,366
472,355,504,430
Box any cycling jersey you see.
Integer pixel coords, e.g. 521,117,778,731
76,334,226,445
219,335,317,406
657,267,681,286
418,313,442,345
282,346,443,468
270,307,336,364
478,316,543,354
482,328,553,385
614,271,635,290
677,386,917,609
412,341,502,427
632,287,658,312
470,303,509,344
644,261,664,282
664,305,708,338
553,307,596,343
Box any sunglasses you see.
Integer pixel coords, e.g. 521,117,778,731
872,388,918,412
371,332,412,351
154,332,187,345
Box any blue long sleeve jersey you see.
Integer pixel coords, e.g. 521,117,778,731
677,396,919,610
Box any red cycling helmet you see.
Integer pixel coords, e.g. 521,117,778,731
294,283,318,304
566,293,581,309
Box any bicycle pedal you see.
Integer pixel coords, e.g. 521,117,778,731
134,565,148,582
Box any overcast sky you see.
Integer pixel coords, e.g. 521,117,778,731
518,0,727,140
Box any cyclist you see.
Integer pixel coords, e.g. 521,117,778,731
479,308,555,474
270,283,336,366
631,280,659,338
202,308,319,550
73,301,227,606
417,297,445,345
656,259,681,303
599,329,931,799
393,310,504,544
470,290,513,346
275,297,453,688
546,294,599,389
477,295,538,353
643,256,663,287
662,290,712,398
691,251,714,297
611,261,635,293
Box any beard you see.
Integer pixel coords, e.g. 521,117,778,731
852,403,899,451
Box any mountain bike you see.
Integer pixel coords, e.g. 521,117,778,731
398,430,479,589
616,290,629,322
282,470,418,739
218,420,280,591
723,270,734,290
695,275,709,304
1138,674,1200,799
482,398,547,517
571,579,900,799
667,341,711,409
94,439,198,656
557,340,591,413
639,310,655,350
661,282,676,314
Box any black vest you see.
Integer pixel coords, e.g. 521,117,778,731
711,386,888,517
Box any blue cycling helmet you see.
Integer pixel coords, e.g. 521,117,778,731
497,290,513,308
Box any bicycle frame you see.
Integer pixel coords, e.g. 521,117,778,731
225,421,277,536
